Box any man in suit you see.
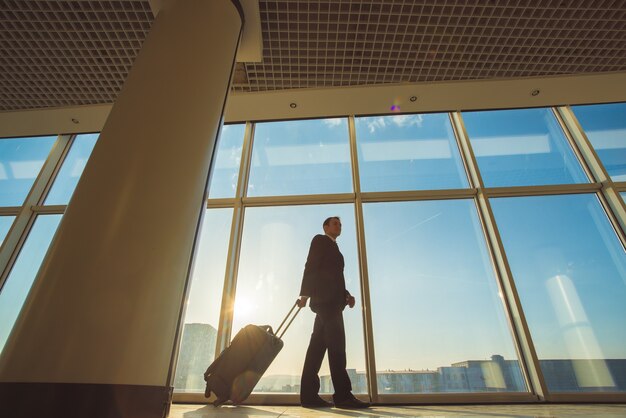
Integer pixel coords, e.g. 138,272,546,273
296,216,370,409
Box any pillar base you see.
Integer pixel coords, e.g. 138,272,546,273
0,382,172,418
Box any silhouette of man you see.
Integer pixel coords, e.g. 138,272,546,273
296,216,370,409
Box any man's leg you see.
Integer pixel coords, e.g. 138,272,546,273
300,314,327,401
323,312,352,402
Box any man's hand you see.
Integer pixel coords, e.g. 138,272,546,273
296,296,308,308
346,295,356,308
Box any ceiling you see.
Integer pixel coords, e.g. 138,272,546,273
1,0,625,112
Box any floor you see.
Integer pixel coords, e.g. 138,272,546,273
170,403,626,418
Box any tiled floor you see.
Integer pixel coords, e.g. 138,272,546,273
170,403,626,418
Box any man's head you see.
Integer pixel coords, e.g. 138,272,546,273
323,216,342,239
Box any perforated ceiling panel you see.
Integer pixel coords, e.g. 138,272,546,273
1,0,625,111
0,1,153,110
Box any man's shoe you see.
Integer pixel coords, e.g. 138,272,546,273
334,394,370,409
301,396,333,408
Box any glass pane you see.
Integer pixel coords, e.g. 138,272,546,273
355,113,469,191
174,208,233,392
571,103,626,182
0,214,62,354
247,118,352,197
232,204,367,394
621,192,626,202
491,194,626,392
208,124,245,199
44,134,98,205
462,108,588,187
0,136,57,206
364,199,526,393
0,216,15,246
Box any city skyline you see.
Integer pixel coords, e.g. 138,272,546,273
174,323,626,394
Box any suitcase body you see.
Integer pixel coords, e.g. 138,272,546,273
204,325,283,405
203,304,300,406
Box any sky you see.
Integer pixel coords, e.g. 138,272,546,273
0,135,56,207
571,102,626,182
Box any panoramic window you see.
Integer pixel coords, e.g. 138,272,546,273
247,118,353,197
0,136,57,206
0,214,62,353
571,102,626,182
462,108,589,187
355,113,469,192
163,110,626,401
208,124,246,199
231,204,367,394
44,134,99,205
491,194,626,392
363,199,526,393
174,208,233,392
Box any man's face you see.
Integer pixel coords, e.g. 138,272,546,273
324,218,342,239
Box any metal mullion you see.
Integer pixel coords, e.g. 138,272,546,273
348,115,378,403
614,181,626,192
175,390,541,405
0,207,21,216
206,198,237,209
376,392,536,404
214,201,245,357
360,188,477,203
0,134,73,292
242,193,355,207
449,113,484,190
547,392,626,403
36,134,76,206
555,106,626,245
214,122,255,356
551,107,597,186
448,112,477,189
473,193,546,399
30,205,66,214
451,112,548,400
483,183,601,198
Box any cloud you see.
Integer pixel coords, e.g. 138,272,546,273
323,118,343,127
366,114,424,133
391,114,424,128
366,117,387,133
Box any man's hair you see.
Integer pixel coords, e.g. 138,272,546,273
323,216,341,227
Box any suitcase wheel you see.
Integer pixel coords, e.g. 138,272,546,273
213,398,227,407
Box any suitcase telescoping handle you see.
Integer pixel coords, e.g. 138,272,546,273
275,301,301,339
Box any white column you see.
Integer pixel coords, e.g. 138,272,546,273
0,0,243,414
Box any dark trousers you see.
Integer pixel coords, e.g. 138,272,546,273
300,311,352,402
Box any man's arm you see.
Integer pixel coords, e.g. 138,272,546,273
298,235,325,305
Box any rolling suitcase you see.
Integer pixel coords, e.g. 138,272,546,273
203,302,301,406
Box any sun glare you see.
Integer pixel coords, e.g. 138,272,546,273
234,294,254,321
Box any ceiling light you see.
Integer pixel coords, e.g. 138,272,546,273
531,89,540,96
409,96,417,102
289,103,297,108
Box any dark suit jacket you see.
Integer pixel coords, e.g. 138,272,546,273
300,234,351,314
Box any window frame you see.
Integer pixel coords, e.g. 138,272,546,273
177,105,626,404
1,106,623,405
